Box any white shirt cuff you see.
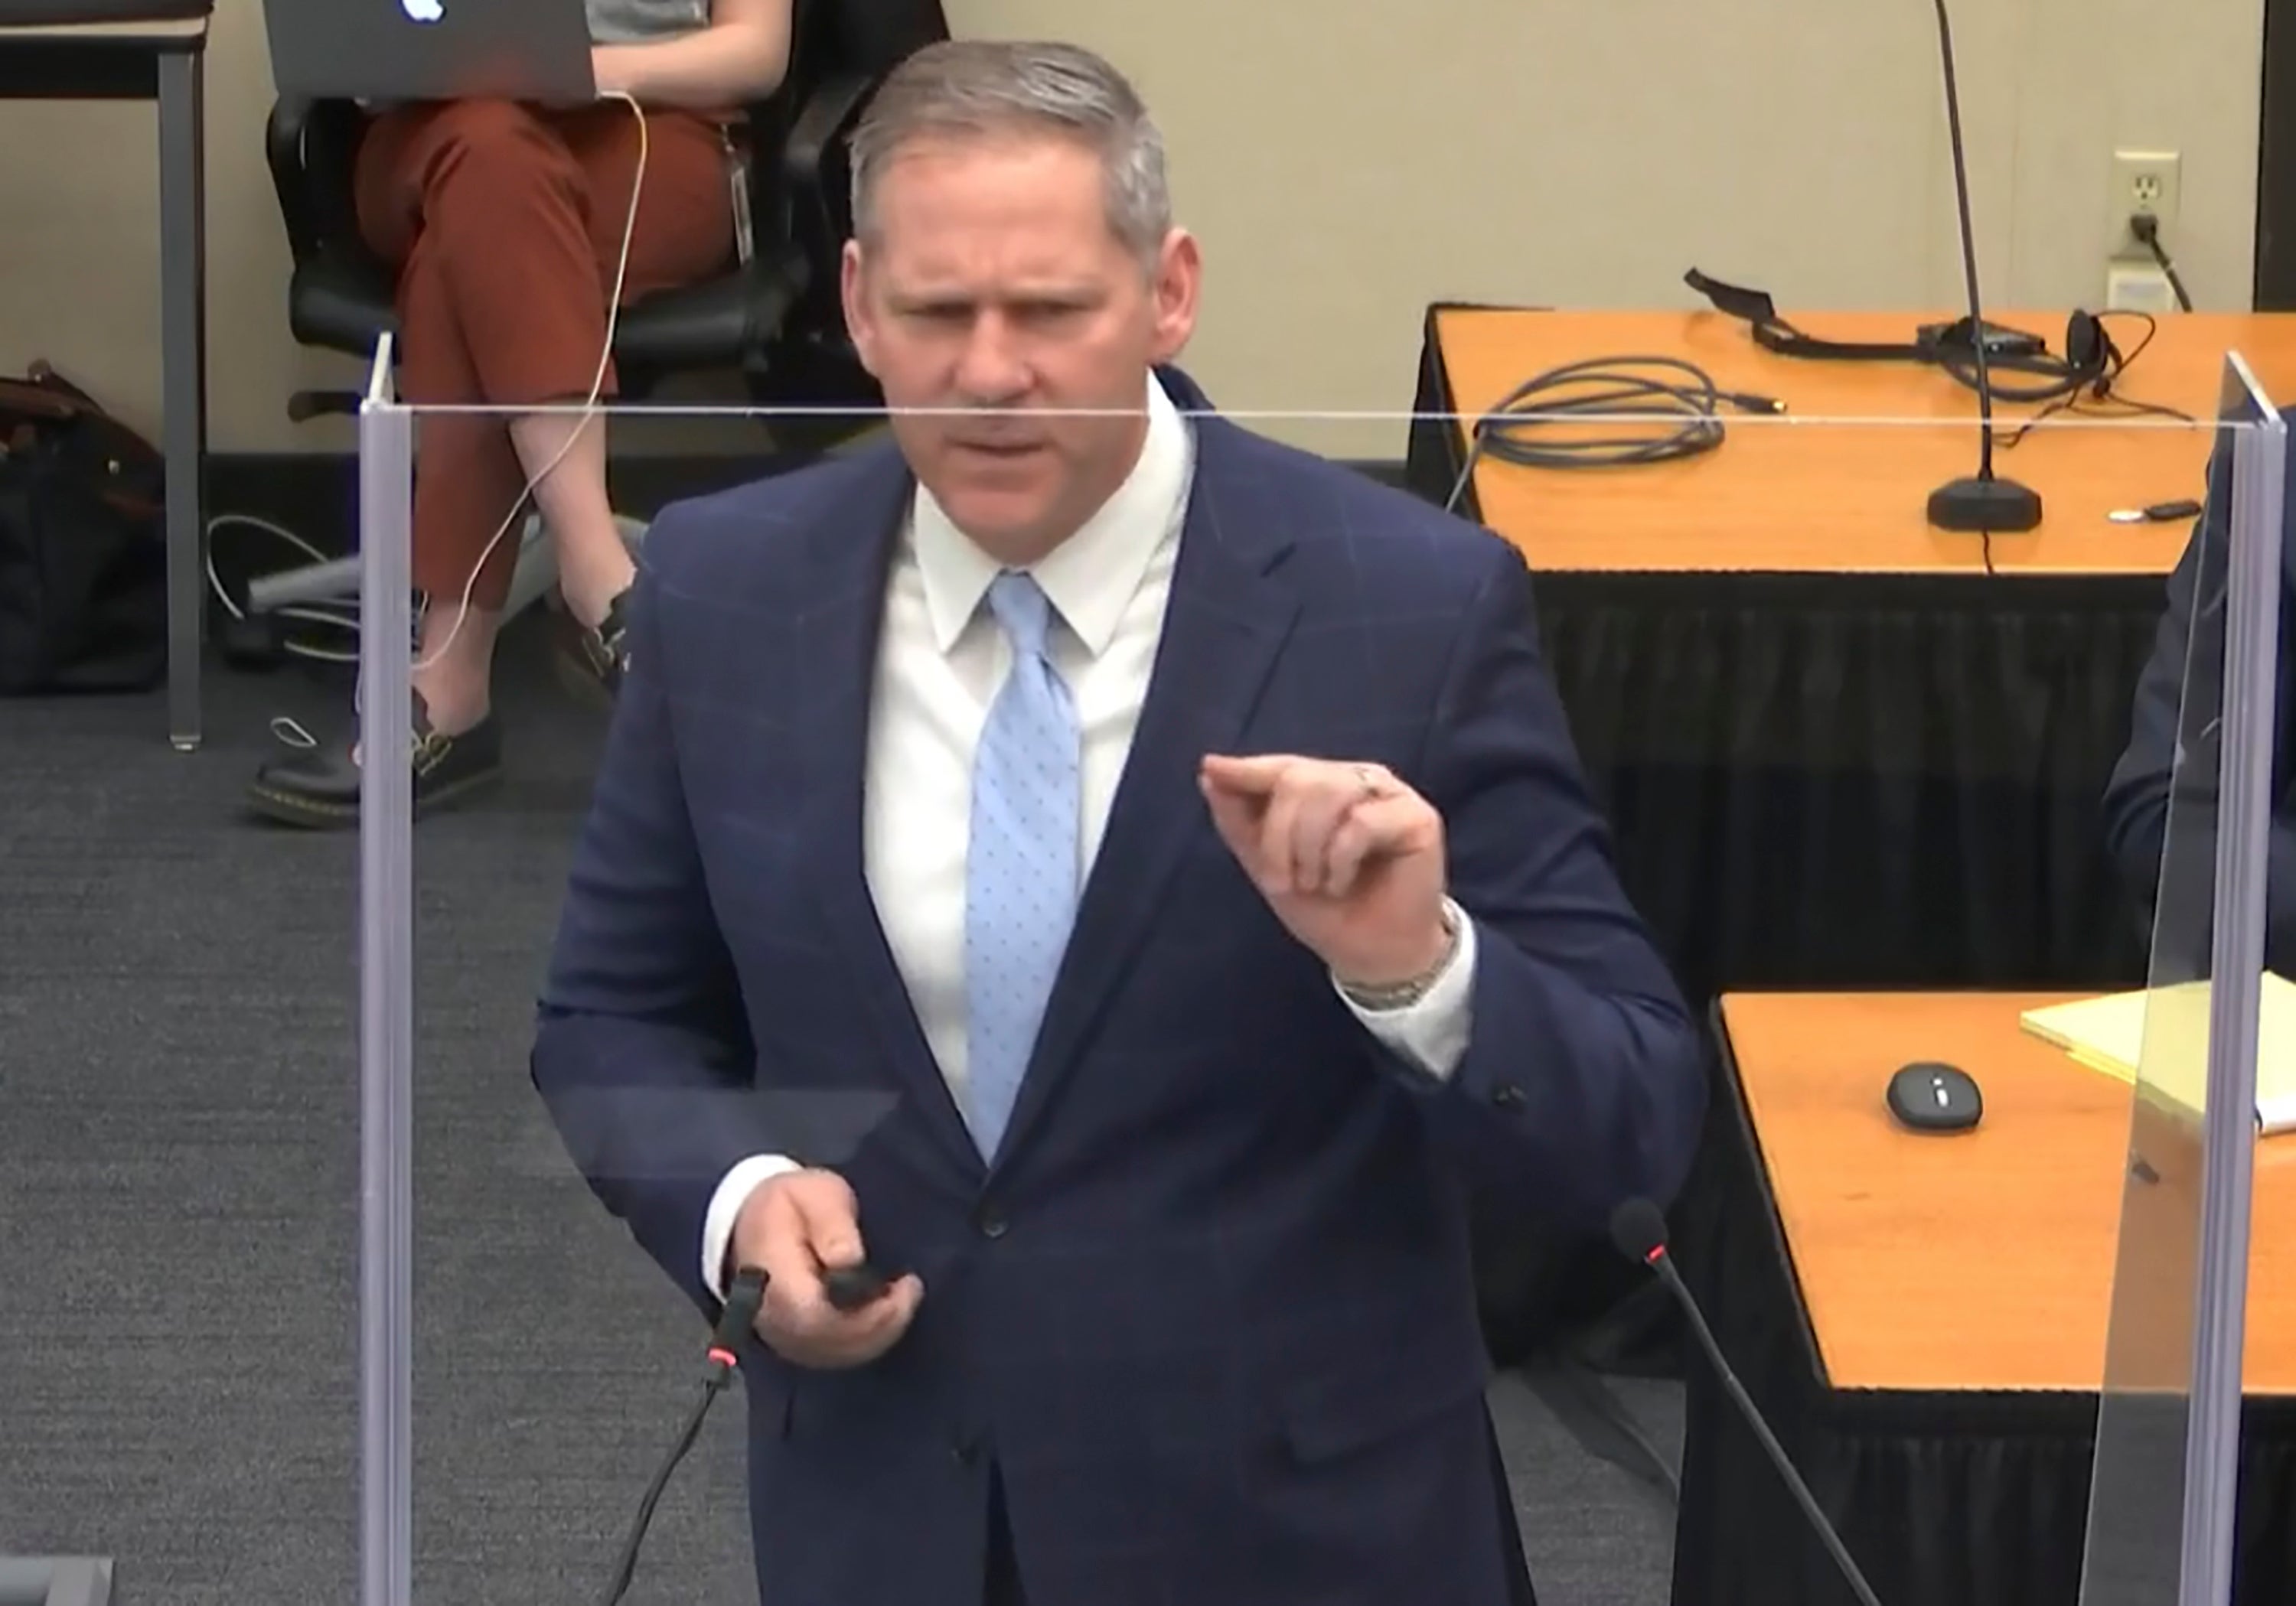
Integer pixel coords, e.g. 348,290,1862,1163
1333,899,1477,1081
701,1154,801,1302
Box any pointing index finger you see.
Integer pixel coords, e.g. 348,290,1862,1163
1199,754,1300,794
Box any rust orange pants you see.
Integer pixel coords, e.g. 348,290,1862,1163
355,99,737,611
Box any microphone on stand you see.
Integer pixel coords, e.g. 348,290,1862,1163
1607,1200,1891,1606
1923,0,2043,536
595,1265,770,1606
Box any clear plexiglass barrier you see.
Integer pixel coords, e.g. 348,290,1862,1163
2075,357,2285,1606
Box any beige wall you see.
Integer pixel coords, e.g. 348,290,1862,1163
0,0,2265,461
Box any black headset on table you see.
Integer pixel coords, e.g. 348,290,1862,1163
1684,268,2126,407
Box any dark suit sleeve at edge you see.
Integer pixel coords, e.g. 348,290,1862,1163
2102,505,2209,960
1397,541,1707,1227
529,516,775,1319
2102,490,2296,978
2275,823,2296,978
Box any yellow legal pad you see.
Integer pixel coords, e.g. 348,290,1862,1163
2019,976,2296,1134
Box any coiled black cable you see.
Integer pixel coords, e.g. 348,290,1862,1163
1443,355,1783,513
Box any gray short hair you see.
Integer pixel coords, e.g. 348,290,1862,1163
849,39,1172,268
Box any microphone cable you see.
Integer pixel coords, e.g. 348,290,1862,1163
1991,311,2193,450
596,1264,768,1606
1442,355,1783,514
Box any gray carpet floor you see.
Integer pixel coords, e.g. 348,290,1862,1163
0,624,1681,1606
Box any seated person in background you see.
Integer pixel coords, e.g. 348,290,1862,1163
249,0,793,828
2103,447,2296,976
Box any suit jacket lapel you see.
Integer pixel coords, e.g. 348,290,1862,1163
990,412,1301,1174
788,448,987,1181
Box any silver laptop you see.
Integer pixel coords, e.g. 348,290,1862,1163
264,0,595,104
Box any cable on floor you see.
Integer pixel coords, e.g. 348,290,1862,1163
205,512,362,665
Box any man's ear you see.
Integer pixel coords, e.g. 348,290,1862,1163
841,239,882,376
1146,228,1202,365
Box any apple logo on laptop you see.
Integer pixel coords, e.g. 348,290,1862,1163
400,0,444,20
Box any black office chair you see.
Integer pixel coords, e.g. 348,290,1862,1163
261,0,950,445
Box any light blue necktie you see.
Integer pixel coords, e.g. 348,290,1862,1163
963,571,1081,1159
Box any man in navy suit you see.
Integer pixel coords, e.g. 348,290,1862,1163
533,37,1705,1606
2104,429,2295,977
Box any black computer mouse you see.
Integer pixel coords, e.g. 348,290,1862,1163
1886,1061,1984,1133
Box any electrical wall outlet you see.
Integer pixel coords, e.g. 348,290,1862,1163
2112,150,2181,256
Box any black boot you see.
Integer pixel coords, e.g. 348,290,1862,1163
556,588,631,709
246,693,504,829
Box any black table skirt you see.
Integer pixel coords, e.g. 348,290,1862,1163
1407,306,2168,1004
1671,1006,2296,1606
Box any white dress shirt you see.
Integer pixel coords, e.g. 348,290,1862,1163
700,376,1479,1296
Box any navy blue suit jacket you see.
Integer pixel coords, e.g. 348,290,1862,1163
532,370,1706,1606
2104,421,2296,978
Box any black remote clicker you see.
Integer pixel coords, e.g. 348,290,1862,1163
822,1262,895,1312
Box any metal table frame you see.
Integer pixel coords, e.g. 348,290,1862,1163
0,14,207,748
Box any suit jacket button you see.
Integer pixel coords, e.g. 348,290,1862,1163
1492,1085,1527,1110
974,1204,1009,1239
952,1438,980,1467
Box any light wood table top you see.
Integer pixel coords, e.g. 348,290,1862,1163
1433,308,2296,576
1718,990,2296,1394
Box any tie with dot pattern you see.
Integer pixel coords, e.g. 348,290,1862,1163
962,570,1081,1159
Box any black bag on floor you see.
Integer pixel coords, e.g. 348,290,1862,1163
0,360,166,695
